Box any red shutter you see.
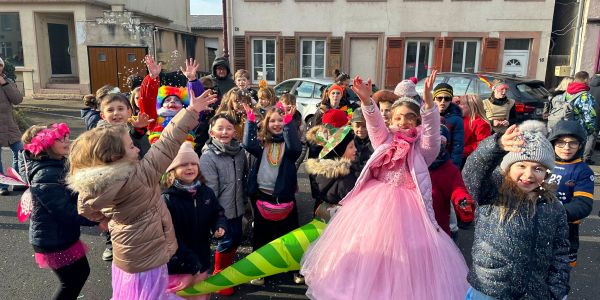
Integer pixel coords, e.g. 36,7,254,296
481,38,500,72
327,37,343,77
384,37,404,89
433,37,453,72
233,35,247,72
441,37,453,72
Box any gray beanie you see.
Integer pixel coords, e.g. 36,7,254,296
500,120,555,172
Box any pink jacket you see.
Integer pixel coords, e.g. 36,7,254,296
341,102,441,229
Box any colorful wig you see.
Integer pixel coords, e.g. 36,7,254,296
156,86,189,110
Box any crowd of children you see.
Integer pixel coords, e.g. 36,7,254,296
3,53,596,300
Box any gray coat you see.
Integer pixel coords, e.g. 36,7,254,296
200,141,247,219
462,135,571,300
0,77,23,146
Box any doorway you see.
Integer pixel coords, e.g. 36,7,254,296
502,39,530,77
88,47,147,93
48,23,72,75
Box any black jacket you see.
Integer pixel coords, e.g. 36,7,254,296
353,136,373,177
243,120,302,201
209,57,236,97
304,158,357,205
19,152,95,253
163,184,227,274
462,135,570,300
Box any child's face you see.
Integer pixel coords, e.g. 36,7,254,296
328,90,342,108
281,102,295,115
121,133,140,161
162,96,183,112
49,135,70,157
342,140,357,161
174,162,199,185
508,161,547,194
236,77,249,89
390,106,419,130
259,97,272,108
101,101,132,125
268,112,284,135
379,102,392,125
352,121,368,139
554,136,581,161
210,118,235,144
232,98,245,113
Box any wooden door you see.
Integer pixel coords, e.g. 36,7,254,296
116,47,147,92
88,47,117,93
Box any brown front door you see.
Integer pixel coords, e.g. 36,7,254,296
88,47,147,93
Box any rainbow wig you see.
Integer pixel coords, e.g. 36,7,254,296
156,86,189,110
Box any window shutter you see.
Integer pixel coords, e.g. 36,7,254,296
327,37,343,78
481,38,500,72
384,37,404,89
280,36,297,81
233,35,247,72
441,37,453,72
433,37,453,72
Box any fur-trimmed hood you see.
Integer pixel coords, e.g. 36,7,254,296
305,158,352,179
67,161,134,195
306,125,327,146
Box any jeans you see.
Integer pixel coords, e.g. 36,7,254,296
0,142,24,189
465,287,498,300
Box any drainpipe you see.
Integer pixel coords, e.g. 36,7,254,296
222,0,229,58
571,0,586,76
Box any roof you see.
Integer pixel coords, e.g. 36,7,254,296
190,15,223,30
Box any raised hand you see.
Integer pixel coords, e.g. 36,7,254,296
242,102,256,122
351,76,373,106
180,58,199,81
144,55,162,79
283,106,296,124
423,69,438,110
129,112,154,128
500,124,524,152
188,89,218,114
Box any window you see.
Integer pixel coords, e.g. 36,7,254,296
478,79,492,98
447,76,474,95
275,80,297,96
452,40,480,73
251,38,276,83
504,39,530,50
301,39,326,78
404,40,433,80
295,81,316,98
0,13,23,66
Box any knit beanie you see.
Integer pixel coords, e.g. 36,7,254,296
328,84,345,97
394,79,418,97
500,121,555,172
351,107,365,123
0,57,4,66
167,142,199,172
322,108,349,128
392,96,421,110
433,83,453,98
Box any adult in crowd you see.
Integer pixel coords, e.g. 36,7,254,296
564,71,597,164
209,56,236,97
546,76,574,130
433,83,464,167
482,80,516,134
454,94,491,167
0,56,24,195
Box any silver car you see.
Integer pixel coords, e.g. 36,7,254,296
274,78,331,121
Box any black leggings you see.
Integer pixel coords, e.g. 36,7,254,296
51,256,90,300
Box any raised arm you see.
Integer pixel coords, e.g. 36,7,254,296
418,106,441,166
282,106,302,161
242,103,264,158
352,76,390,148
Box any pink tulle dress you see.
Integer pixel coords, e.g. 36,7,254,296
300,127,469,300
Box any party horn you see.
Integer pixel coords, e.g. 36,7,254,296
177,219,326,296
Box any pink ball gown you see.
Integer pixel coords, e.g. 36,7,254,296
300,104,469,300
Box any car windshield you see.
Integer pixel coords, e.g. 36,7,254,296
415,76,445,95
295,81,317,98
446,76,475,95
275,80,297,96
515,82,550,101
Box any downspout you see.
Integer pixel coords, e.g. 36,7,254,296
222,0,229,58
153,26,158,59
571,0,586,76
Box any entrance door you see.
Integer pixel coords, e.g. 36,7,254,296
502,50,529,76
349,38,378,85
115,48,147,91
88,47,147,93
48,23,72,75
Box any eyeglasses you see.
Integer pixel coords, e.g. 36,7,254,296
435,96,452,102
55,135,69,143
555,140,580,149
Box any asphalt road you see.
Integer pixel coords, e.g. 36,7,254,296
0,99,599,299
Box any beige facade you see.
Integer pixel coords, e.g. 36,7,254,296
575,0,600,75
0,0,205,97
227,0,554,88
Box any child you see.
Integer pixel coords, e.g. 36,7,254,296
372,90,399,127
301,72,469,299
243,103,302,286
547,120,594,267
349,107,373,176
129,87,141,115
80,94,101,130
462,121,570,299
234,69,258,102
199,113,247,296
20,123,96,299
279,93,307,168
454,94,491,167
394,79,423,104
162,142,227,300
256,80,277,115
67,90,216,299
215,87,253,139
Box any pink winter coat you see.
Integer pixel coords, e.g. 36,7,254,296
341,102,441,229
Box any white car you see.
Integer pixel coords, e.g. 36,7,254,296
274,78,331,122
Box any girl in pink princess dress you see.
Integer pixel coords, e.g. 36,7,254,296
300,71,469,300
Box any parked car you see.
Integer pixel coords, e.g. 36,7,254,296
415,72,550,124
274,78,331,121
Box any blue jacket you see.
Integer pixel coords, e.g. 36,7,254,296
441,102,464,167
19,152,95,252
243,120,302,201
80,107,101,130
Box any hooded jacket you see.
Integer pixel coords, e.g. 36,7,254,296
0,76,23,146
210,57,236,97
305,157,356,205
440,102,464,167
564,82,597,135
67,109,199,274
462,134,570,300
80,107,101,130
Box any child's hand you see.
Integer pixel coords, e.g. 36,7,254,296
283,106,296,125
98,221,109,232
500,124,524,152
129,113,154,128
180,58,199,81
213,227,225,238
242,103,256,122
166,274,194,293
351,76,373,106
188,89,218,114
144,55,162,79
423,69,438,110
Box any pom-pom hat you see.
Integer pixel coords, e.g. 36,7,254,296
500,120,555,172
394,80,418,97
167,142,199,172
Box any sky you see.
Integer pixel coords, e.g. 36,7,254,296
191,0,222,15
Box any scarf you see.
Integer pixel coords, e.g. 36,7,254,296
370,127,418,174
173,179,201,194
209,138,242,156
566,82,590,95
490,93,509,106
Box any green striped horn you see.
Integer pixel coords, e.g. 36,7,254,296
178,219,326,296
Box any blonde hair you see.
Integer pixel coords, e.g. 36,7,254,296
460,94,488,127
161,167,205,189
130,87,140,112
22,125,50,145
257,80,277,108
69,125,129,175
95,85,116,104
555,76,574,92
497,172,556,223
279,93,296,106
234,69,251,81
258,107,285,145
216,88,252,120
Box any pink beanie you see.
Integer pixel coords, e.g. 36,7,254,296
167,142,199,172
394,80,418,97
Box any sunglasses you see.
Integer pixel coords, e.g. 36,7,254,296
435,96,452,102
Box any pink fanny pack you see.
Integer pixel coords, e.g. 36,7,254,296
256,199,294,221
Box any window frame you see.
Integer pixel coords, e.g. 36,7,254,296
451,39,481,73
403,39,434,79
250,37,277,84
0,12,23,66
300,38,327,79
